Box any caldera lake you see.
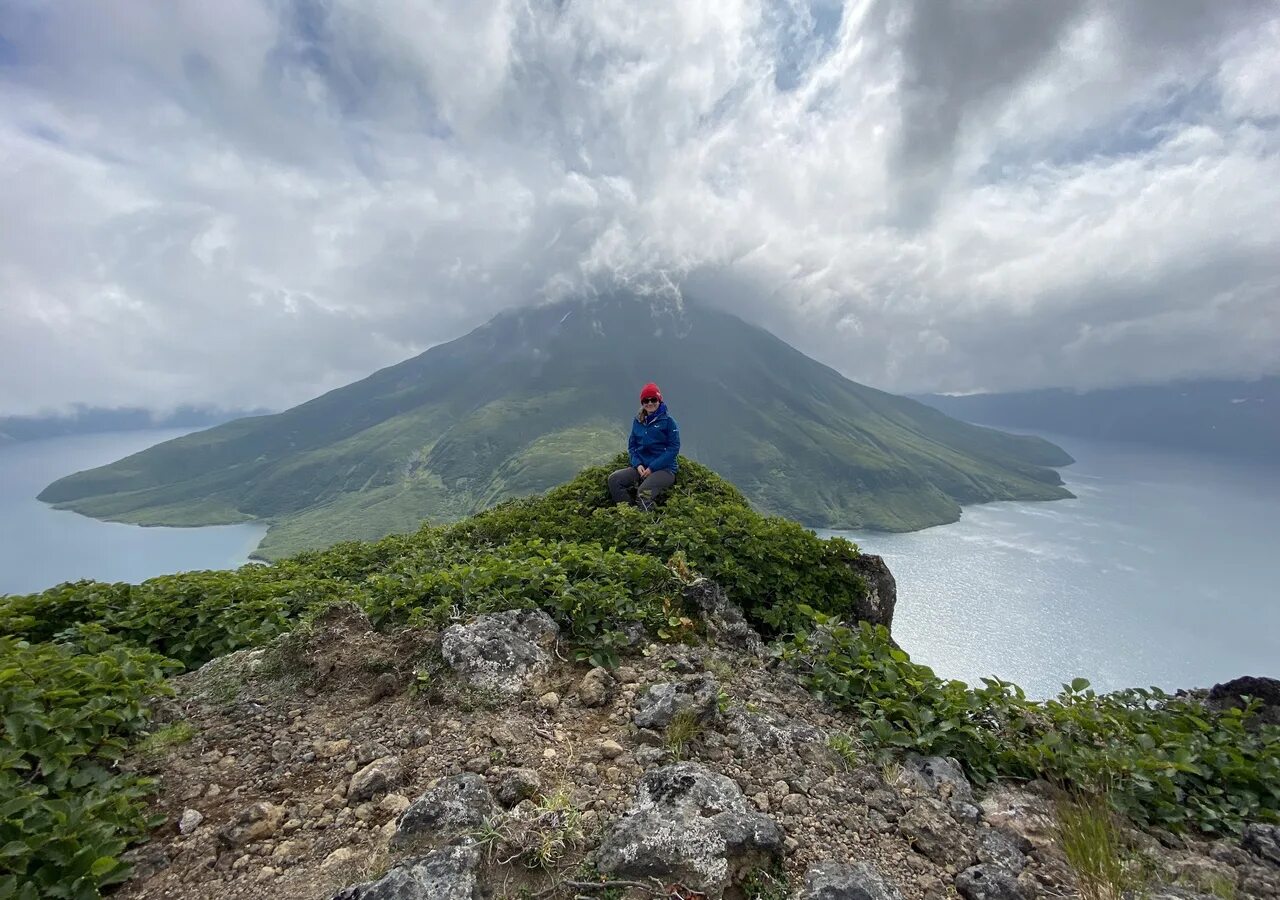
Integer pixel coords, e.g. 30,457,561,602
823,433,1280,698
0,429,267,597
2,428,1276,700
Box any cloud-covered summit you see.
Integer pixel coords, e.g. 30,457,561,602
1,0,1277,415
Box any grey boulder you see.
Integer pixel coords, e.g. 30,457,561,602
597,762,784,897
956,864,1026,900
395,774,497,845
798,860,905,900
331,844,480,899
1244,823,1280,867
439,609,558,694
633,674,720,730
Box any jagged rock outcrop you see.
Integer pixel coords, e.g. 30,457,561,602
846,552,897,630
1208,676,1280,727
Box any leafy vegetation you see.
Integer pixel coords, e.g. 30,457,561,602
2,456,1276,898
782,613,1280,834
0,634,174,899
39,297,1073,559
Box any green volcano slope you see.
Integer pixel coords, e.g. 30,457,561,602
40,296,1073,558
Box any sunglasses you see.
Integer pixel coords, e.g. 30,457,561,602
641,398,660,404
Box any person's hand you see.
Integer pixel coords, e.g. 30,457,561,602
638,465,651,478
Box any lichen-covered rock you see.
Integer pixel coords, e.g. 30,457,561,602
956,863,1026,900
798,860,905,900
898,797,976,868
975,828,1030,875
1244,823,1280,867
635,762,745,815
903,755,975,805
395,774,497,845
596,807,730,895
493,767,541,807
331,844,480,899
978,787,1058,849
597,762,784,897
632,674,720,730
439,609,558,693
348,755,403,802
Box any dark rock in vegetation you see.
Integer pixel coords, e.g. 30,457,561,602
684,580,765,656
331,844,480,899
846,552,896,630
439,609,558,693
632,674,720,730
1208,675,1280,727
798,860,905,900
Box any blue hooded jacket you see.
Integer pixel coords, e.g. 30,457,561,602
628,402,680,474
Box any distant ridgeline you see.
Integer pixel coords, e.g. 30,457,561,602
917,377,1280,465
0,405,268,444
39,296,1074,560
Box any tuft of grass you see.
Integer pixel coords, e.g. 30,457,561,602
703,656,734,682
742,861,791,899
826,731,860,771
136,721,197,755
471,788,586,870
1055,792,1141,900
664,708,704,761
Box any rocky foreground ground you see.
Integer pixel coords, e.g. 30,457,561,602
116,590,1280,900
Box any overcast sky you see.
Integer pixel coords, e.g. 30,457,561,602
2,0,1278,415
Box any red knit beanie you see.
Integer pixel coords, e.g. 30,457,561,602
640,382,662,402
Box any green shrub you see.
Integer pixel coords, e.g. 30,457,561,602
443,456,867,633
0,634,174,897
0,569,368,669
781,611,1280,834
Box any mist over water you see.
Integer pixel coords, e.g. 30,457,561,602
0,430,267,596
823,434,1280,698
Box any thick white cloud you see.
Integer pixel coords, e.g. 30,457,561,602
0,0,1277,414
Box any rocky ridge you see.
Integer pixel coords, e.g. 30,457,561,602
117,592,1280,900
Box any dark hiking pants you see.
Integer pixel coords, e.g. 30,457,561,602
607,467,676,508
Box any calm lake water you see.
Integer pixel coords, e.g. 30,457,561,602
823,434,1280,698
0,430,267,597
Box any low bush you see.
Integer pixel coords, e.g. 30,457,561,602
0,633,173,898
782,611,1280,834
